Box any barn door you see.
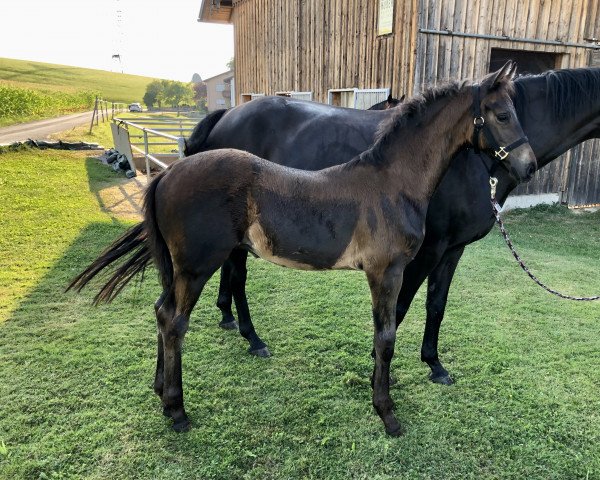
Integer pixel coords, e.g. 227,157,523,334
564,139,600,207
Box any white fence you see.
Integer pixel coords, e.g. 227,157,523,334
111,116,200,180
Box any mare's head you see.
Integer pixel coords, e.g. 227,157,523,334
475,62,537,182
368,94,405,110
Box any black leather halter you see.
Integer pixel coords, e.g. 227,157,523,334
471,84,529,171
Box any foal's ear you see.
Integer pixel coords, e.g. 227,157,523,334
489,61,517,88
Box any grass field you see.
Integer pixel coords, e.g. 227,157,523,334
0,57,162,127
0,148,599,479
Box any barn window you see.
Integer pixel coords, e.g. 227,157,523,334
489,48,560,75
328,88,390,109
240,93,265,103
378,0,394,36
216,84,226,92
275,91,314,101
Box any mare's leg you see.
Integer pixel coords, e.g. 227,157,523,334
217,259,238,330
229,249,270,357
367,261,406,437
370,249,441,360
395,249,444,328
421,246,465,386
153,290,167,400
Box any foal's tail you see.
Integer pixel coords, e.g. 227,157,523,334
183,108,227,156
67,170,173,304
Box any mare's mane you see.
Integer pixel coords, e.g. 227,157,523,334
514,67,600,120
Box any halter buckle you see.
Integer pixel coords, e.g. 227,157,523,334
494,146,509,160
473,116,485,127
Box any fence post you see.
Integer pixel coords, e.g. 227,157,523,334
177,136,186,159
89,96,98,133
144,130,151,182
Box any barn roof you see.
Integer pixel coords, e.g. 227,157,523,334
198,0,233,24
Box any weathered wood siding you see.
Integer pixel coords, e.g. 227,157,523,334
232,0,419,103
414,0,598,88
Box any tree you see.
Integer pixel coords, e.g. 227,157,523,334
143,80,194,111
143,80,163,109
163,81,194,108
226,57,234,72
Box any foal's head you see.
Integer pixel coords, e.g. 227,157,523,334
475,62,537,182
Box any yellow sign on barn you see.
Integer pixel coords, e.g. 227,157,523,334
378,0,394,35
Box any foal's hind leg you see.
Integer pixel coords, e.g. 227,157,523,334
157,271,214,432
153,290,167,400
228,249,270,357
216,259,238,330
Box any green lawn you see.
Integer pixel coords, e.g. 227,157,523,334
0,150,599,479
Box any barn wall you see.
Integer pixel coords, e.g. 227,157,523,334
232,0,419,103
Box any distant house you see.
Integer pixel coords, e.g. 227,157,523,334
203,70,234,112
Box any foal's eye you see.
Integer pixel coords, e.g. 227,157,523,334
496,113,510,123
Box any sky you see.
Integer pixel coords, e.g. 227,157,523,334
0,0,234,82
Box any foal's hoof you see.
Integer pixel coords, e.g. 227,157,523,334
385,422,405,437
172,418,191,433
162,406,173,418
249,346,271,358
219,319,239,331
429,373,454,386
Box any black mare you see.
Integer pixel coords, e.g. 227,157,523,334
186,67,600,384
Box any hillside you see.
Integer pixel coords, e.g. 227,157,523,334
0,57,162,102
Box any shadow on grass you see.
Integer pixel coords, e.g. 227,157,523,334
84,156,148,222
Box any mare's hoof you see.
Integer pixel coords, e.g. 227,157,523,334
219,320,239,331
172,418,191,433
430,373,454,386
249,346,271,358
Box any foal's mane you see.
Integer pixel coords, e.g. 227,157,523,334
514,67,600,120
373,80,469,147
343,80,470,169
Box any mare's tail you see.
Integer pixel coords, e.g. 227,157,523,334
183,109,227,156
67,170,173,304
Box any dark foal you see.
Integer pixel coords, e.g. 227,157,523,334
69,63,536,435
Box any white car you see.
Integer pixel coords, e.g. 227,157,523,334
129,103,143,112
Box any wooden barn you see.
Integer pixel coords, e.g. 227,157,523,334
198,0,600,207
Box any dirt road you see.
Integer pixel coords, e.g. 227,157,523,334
0,111,94,144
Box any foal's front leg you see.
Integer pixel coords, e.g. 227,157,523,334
367,261,406,436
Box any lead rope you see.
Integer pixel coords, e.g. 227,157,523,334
489,177,600,301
